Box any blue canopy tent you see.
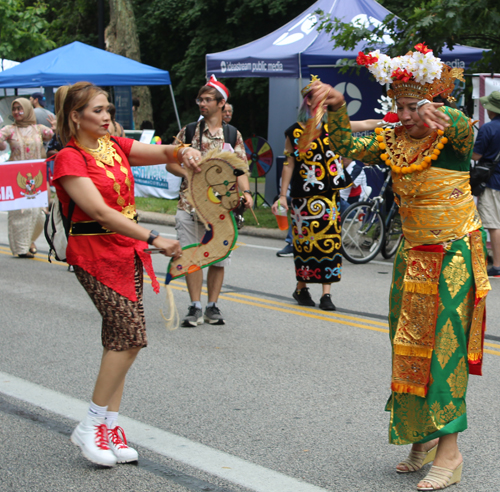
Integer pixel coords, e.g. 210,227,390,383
0,41,181,129
206,0,486,201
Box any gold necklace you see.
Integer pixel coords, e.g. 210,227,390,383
375,127,448,174
76,134,132,208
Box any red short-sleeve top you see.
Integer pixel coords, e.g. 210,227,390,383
53,136,159,300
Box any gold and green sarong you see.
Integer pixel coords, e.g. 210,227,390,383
326,104,491,445
386,231,487,445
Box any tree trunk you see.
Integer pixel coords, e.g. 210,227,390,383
105,0,153,129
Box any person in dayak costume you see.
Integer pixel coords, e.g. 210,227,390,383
272,76,354,310
309,45,490,491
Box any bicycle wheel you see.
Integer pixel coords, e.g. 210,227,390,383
340,201,385,264
381,210,403,260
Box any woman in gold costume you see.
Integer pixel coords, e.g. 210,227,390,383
309,45,490,491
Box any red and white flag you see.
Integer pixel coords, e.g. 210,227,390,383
0,159,48,211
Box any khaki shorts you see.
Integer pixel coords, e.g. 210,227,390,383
175,209,231,268
478,187,500,229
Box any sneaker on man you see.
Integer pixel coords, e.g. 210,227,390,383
292,287,315,306
487,265,500,278
70,416,117,467
276,243,293,257
204,305,225,325
108,426,138,463
181,305,203,327
319,294,336,311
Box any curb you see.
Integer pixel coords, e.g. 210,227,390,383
137,210,288,240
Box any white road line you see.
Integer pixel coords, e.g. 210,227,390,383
160,232,280,251
142,228,395,258
236,242,280,251
0,371,330,492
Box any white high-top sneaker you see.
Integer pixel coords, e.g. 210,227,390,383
108,426,139,463
71,415,117,467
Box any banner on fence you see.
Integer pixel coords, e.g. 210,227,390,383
0,159,48,211
132,164,182,200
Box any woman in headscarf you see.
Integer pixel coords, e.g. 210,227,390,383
309,45,490,490
0,98,54,257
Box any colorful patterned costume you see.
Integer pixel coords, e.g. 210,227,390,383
327,103,490,445
284,122,350,284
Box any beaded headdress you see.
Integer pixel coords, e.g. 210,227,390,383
357,43,464,102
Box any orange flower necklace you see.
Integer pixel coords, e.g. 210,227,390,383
375,127,449,174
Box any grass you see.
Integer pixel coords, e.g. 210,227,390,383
135,195,283,230
135,197,179,215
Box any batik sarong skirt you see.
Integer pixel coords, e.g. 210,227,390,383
385,233,485,444
74,255,147,351
290,193,342,284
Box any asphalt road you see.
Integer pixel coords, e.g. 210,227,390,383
0,211,499,492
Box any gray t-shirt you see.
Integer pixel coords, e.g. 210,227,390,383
34,107,54,127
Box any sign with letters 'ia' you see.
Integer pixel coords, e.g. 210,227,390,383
0,159,48,211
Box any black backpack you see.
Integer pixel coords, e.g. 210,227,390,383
470,149,500,196
184,120,237,149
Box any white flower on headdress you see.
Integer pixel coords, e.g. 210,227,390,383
374,95,393,115
411,51,443,84
360,47,444,86
367,50,395,84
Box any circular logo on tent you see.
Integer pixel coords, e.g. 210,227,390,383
334,82,362,116
221,61,227,73
273,14,317,46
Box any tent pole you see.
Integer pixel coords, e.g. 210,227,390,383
169,84,182,131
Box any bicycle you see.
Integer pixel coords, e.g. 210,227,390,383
340,166,402,264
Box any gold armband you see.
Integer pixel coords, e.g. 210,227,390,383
173,143,190,164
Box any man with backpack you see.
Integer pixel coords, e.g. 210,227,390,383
168,76,253,327
472,91,500,277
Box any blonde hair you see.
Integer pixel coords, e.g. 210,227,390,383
54,85,69,115
58,82,108,146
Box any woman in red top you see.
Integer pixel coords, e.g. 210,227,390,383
53,82,201,467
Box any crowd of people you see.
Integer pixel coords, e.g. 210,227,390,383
0,44,496,490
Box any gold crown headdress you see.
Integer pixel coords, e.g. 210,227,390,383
357,43,464,102
301,74,320,98
298,75,326,155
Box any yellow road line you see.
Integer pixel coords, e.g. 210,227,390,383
0,248,66,265
485,341,500,349
485,349,500,356
217,294,389,333
222,291,388,327
3,248,500,356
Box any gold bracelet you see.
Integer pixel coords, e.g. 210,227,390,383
173,143,190,164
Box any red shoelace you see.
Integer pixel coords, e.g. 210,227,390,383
108,426,128,449
94,423,111,450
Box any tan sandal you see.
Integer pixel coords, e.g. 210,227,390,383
417,463,462,490
397,444,437,473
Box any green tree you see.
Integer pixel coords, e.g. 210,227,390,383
317,0,500,72
42,0,104,48
134,0,306,141
0,0,55,62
